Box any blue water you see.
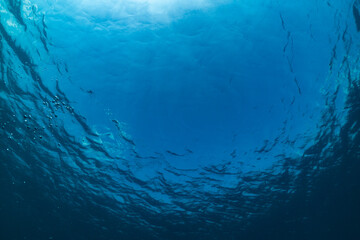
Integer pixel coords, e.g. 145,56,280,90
0,0,360,239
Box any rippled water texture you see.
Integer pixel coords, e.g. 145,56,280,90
1,0,360,239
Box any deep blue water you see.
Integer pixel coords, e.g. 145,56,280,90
0,0,360,239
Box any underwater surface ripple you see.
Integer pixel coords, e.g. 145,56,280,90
0,0,360,239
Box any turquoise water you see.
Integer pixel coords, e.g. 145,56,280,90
0,0,360,239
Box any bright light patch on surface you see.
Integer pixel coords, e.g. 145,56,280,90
69,0,227,22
